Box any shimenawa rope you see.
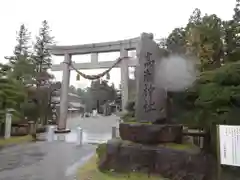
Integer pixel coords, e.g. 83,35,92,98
63,56,129,80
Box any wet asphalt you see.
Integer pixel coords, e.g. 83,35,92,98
0,114,118,180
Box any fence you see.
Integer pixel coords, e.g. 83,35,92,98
0,122,46,137
183,128,206,149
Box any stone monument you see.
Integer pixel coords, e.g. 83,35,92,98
135,33,167,122
120,33,183,144
97,33,216,180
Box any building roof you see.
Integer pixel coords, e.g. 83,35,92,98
52,93,85,109
69,102,85,108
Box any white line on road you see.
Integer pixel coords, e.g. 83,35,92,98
65,152,95,177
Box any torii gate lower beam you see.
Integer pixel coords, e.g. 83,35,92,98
49,37,139,133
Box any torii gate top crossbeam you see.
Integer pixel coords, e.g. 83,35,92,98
48,37,139,56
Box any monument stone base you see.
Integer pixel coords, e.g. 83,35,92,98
98,139,216,180
119,123,183,144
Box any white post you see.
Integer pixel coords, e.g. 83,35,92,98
47,126,55,142
56,53,71,133
77,127,83,146
4,110,12,139
112,126,117,138
120,48,129,112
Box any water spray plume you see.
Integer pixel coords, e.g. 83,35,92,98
156,55,198,92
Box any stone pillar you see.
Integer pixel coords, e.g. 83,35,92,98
135,64,140,107
28,121,36,135
55,53,71,133
112,126,117,138
4,110,12,139
77,127,83,146
135,33,166,123
47,126,55,142
120,48,129,112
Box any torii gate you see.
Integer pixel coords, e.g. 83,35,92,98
49,37,139,133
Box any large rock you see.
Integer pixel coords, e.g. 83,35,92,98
98,139,216,180
119,123,183,144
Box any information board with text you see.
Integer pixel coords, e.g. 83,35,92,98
219,125,240,167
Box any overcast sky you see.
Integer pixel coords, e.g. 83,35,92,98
0,0,236,89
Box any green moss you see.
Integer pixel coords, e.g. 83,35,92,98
158,143,197,150
157,143,201,154
77,155,168,180
0,135,33,147
120,112,135,122
126,121,152,124
121,140,135,146
96,143,107,159
125,118,137,122
120,111,153,124
119,140,199,153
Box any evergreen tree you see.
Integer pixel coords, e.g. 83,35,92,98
166,28,186,54
5,24,34,84
224,0,240,62
0,65,26,122
5,24,31,65
34,20,54,71
233,0,240,22
32,20,55,124
33,20,54,87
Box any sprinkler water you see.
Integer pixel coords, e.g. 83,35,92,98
156,55,198,92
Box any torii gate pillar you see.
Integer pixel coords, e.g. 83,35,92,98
55,53,71,133
120,48,129,112
49,36,140,133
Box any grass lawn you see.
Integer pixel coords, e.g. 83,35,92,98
0,135,33,147
77,155,168,180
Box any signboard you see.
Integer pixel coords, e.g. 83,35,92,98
219,125,240,167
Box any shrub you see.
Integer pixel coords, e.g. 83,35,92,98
172,61,240,155
121,111,136,122
174,61,240,127
125,100,135,112
96,143,107,159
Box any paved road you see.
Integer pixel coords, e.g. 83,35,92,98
67,114,119,133
0,114,118,180
0,142,95,180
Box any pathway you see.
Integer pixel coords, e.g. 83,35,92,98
66,114,119,144
67,114,119,134
0,114,118,180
